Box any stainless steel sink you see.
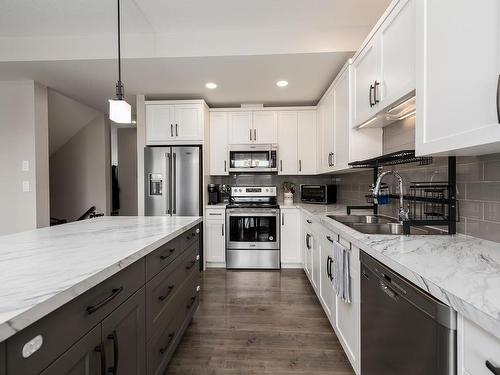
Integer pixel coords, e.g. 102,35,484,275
327,215,444,235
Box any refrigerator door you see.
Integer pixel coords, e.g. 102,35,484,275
144,147,171,216
171,146,201,216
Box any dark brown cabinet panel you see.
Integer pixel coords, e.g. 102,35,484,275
102,287,146,375
39,325,102,375
1,342,5,375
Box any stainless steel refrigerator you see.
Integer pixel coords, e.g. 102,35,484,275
144,146,202,216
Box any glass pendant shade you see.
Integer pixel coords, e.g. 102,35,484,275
109,99,131,124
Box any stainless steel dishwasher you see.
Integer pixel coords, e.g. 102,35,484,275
360,251,457,375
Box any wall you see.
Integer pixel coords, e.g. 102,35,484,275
335,117,500,243
49,115,110,221
0,81,50,235
136,95,146,215
117,128,138,215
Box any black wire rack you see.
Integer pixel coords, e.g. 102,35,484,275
348,150,433,169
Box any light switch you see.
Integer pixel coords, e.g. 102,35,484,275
22,160,29,172
22,181,30,193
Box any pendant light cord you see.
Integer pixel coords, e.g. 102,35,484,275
116,0,124,100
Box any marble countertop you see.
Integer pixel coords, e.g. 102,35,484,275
0,216,202,342
289,203,500,340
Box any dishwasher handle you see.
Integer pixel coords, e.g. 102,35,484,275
379,280,398,300
487,361,500,375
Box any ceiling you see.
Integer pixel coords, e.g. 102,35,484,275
0,0,391,114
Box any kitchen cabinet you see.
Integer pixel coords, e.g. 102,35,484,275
40,326,102,375
253,111,278,144
209,112,229,175
277,111,298,175
205,208,226,266
280,208,302,267
318,231,336,321
297,111,317,174
101,287,146,375
416,0,500,156
318,88,335,173
302,214,314,282
332,66,350,170
228,112,253,144
458,315,500,375
146,101,205,144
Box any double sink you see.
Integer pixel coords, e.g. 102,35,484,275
327,215,443,235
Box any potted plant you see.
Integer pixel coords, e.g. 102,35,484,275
282,182,296,206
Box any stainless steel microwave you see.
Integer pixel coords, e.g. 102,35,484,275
300,184,337,204
228,144,278,173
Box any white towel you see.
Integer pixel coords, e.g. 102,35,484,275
332,240,351,304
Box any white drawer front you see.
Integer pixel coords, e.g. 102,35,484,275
462,317,500,375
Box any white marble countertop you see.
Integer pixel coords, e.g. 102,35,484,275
287,203,500,340
0,216,202,342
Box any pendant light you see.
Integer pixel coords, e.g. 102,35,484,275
109,0,131,124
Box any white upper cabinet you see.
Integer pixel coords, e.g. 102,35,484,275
318,88,335,173
297,111,317,174
379,0,416,108
277,111,298,175
332,67,351,170
352,39,380,128
146,101,204,144
228,112,253,144
209,112,229,175
416,0,500,156
252,111,278,144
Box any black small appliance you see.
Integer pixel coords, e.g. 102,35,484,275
208,184,220,205
300,184,337,204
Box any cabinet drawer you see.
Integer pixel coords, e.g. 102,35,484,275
205,209,225,220
147,270,200,375
7,259,144,375
0,343,5,375
462,317,500,375
146,243,200,337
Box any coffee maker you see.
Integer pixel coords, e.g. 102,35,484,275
208,184,219,205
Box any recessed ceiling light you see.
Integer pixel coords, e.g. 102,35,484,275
276,80,289,87
205,82,217,89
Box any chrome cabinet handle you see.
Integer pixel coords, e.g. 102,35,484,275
221,224,224,236
496,75,500,123
282,213,285,226
374,81,380,105
249,129,252,141
280,160,283,172
369,84,375,107
170,124,173,137
486,361,500,375
175,123,178,136
224,160,227,172
254,129,257,142
299,160,302,172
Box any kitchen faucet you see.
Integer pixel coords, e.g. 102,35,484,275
373,170,409,223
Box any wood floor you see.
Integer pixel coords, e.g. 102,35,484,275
164,269,355,375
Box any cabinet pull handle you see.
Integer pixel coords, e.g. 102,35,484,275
282,213,285,226
326,235,335,243
221,223,224,236
329,257,334,281
374,81,380,105
224,160,227,172
86,287,123,314
369,85,375,107
186,296,196,309
186,260,196,270
107,331,119,374
486,361,500,375
496,75,500,123
249,129,252,141
170,124,173,137
159,248,175,260
331,153,335,167
280,160,283,172
306,220,312,224
175,123,178,136
254,129,257,141
95,343,107,375
299,160,302,172
159,333,175,355
305,233,310,249
158,285,175,301
326,256,331,279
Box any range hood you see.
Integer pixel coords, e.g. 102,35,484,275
358,93,416,129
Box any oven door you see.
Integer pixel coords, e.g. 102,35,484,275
226,208,280,250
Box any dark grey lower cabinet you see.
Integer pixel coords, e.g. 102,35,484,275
102,287,146,375
39,326,102,375
1,342,5,375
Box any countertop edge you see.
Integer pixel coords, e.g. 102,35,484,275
0,217,202,342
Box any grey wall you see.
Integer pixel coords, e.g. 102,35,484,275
117,128,138,216
334,117,500,243
0,81,50,235
49,115,111,221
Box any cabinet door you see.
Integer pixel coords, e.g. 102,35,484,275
332,68,350,170
277,111,298,175
352,39,380,128
335,243,360,373
205,218,226,264
280,209,301,265
209,112,229,175
102,287,146,375
253,111,278,144
297,111,317,174
311,227,321,292
319,89,335,172
319,234,335,320
40,325,102,375
379,0,416,108
174,104,203,141
146,105,175,144
228,112,253,144
416,0,500,155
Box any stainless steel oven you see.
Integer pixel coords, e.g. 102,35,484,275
228,144,278,173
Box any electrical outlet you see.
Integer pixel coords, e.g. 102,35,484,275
22,181,30,193
22,160,29,172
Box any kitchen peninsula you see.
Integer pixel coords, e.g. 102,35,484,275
0,216,202,375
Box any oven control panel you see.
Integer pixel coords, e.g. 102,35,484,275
231,186,277,197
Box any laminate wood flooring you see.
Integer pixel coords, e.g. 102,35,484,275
164,269,355,375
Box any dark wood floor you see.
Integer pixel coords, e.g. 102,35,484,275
164,269,355,375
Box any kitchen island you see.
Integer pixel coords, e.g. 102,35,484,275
0,216,202,375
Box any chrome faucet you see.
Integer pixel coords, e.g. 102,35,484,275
373,170,409,222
